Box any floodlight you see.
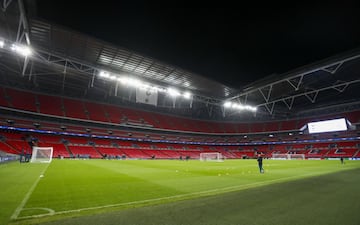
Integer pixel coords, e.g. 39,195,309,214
11,44,32,56
119,77,141,87
139,83,151,90
99,71,110,78
223,100,257,112
237,105,245,110
223,101,232,108
129,78,142,87
0,40,4,48
183,91,192,99
155,87,167,93
167,88,180,97
118,77,127,84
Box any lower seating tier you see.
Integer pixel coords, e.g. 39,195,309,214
0,131,359,160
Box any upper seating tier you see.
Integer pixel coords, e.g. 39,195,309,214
1,87,359,134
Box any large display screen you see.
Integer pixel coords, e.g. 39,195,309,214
308,118,347,134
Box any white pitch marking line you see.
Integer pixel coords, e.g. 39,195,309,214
19,207,55,219
11,164,50,220
18,171,328,219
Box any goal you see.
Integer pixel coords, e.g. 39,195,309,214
272,153,305,160
200,152,224,162
30,147,53,163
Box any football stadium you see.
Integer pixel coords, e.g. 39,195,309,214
1,3,360,225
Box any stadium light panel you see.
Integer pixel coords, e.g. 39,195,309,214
99,71,110,78
224,101,232,108
224,101,256,112
249,106,257,112
155,87,167,93
167,88,180,97
119,77,142,87
183,91,192,99
98,70,192,102
11,44,32,57
236,104,246,110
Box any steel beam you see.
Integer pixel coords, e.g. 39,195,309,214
256,79,360,108
227,53,360,101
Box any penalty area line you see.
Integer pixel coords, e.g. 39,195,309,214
11,163,51,220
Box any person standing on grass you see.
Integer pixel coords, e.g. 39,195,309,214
340,157,344,164
257,154,264,173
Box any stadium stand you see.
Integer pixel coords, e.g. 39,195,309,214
5,88,38,112
84,101,109,122
0,87,9,107
0,87,359,160
63,98,88,120
67,145,102,159
38,94,64,117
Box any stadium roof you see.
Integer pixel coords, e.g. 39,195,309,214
0,2,360,121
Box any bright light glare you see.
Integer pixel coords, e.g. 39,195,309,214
183,91,192,99
0,40,4,48
99,71,110,78
11,44,32,56
119,77,142,87
167,88,180,97
155,87,167,93
223,101,257,112
98,71,191,100
223,101,232,108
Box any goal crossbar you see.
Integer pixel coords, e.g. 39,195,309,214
30,147,53,163
200,152,224,162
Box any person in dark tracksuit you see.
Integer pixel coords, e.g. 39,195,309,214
340,157,344,164
257,155,264,173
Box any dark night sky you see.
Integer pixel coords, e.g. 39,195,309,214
34,2,360,88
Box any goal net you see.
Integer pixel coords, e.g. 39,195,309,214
30,147,53,163
200,152,223,162
272,153,305,160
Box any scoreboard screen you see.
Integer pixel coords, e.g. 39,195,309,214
308,118,347,134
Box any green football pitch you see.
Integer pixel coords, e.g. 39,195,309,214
1,159,360,225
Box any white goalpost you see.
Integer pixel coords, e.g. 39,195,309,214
271,153,305,160
30,147,53,163
200,152,224,162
